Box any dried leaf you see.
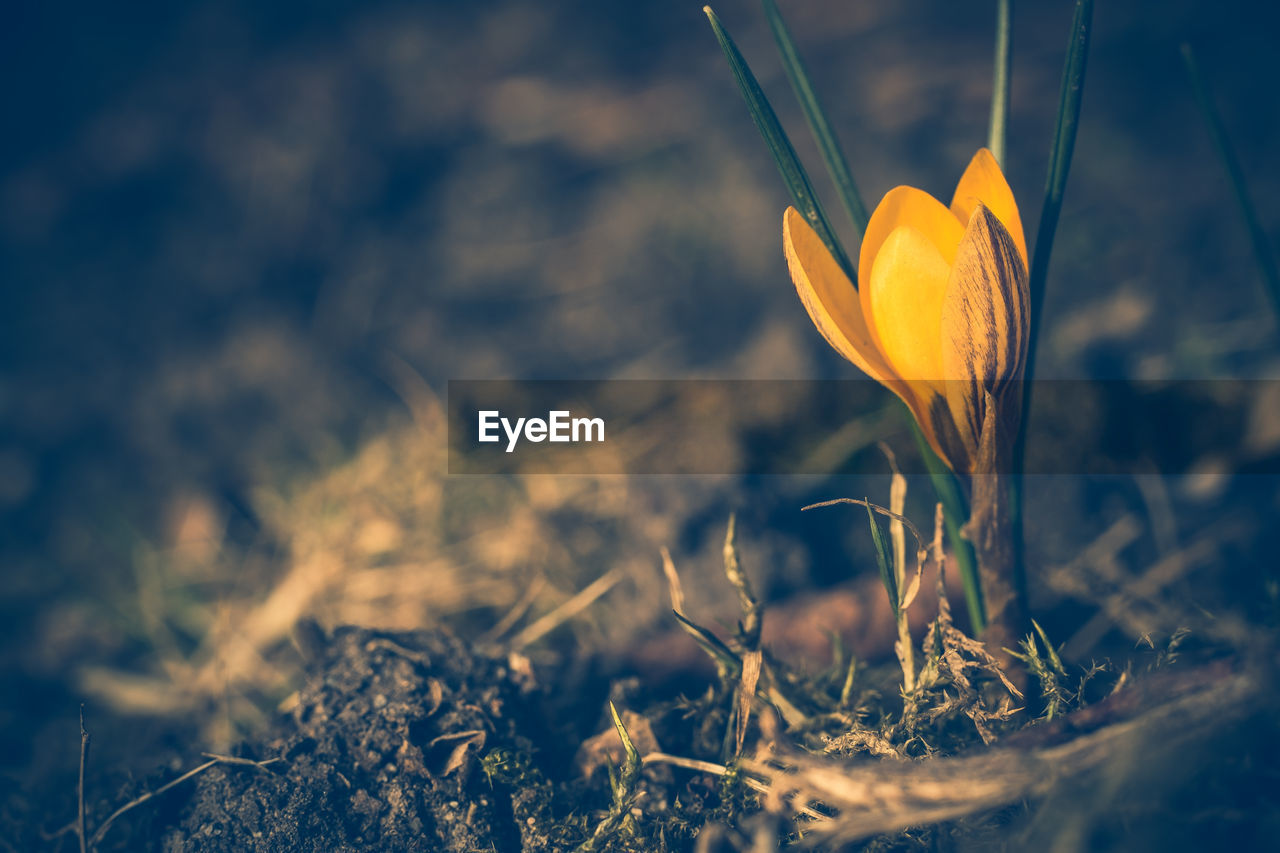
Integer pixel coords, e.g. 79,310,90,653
426,729,486,777
736,649,763,757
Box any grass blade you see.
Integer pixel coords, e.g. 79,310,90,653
672,610,742,677
704,5,856,280
608,701,641,795
1180,43,1280,319
1031,619,1065,675
865,500,898,616
761,0,870,236
722,513,762,649
1025,0,1092,375
988,0,1013,168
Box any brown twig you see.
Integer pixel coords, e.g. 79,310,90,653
78,706,89,853
479,574,549,644
200,752,284,771
511,567,624,650
87,755,281,849
641,753,829,822
801,498,928,556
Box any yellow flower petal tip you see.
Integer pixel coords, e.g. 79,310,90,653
784,153,1030,475
951,148,1028,269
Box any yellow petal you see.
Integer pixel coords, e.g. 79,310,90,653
949,148,1028,269
859,187,965,359
784,207,945,460
859,186,966,293
783,207,898,385
939,203,1030,472
866,224,953,385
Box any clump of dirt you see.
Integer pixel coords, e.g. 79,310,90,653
162,626,553,852
23,621,738,853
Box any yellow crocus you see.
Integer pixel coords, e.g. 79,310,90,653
784,148,1029,475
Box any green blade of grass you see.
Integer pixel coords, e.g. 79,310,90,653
761,0,869,236
865,500,898,616
1180,43,1280,319
1031,619,1065,675
909,417,985,632
608,701,641,795
988,0,1013,167
704,5,856,280
1014,0,1093,598
672,609,742,677
1025,0,1092,375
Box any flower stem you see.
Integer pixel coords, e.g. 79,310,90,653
909,416,984,633
964,400,1027,663
966,472,1023,656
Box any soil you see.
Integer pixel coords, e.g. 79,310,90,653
3,625,593,853
153,627,557,852
7,620,1280,852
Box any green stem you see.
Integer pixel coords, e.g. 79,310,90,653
909,417,984,633
988,0,1013,168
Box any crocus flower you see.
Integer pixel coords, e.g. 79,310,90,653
784,148,1029,475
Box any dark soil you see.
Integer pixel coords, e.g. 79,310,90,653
10,618,794,852
11,626,593,853
157,627,556,852
77,625,739,853
7,621,1280,852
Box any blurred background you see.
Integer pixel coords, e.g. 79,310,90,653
2,0,1279,830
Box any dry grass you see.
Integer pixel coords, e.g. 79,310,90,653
736,663,1255,845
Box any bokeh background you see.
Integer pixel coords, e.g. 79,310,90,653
3,0,1279,834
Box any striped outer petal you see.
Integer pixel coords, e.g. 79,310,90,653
939,203,1030,473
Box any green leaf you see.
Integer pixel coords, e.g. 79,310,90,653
761,0,869,236
704,5,856,280
1021,0,1092,396
987,0,1013,168
672,609,742,677
1032,619,1066,675
608,701,641,796
865,500,898,616
1181,43,1280,320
